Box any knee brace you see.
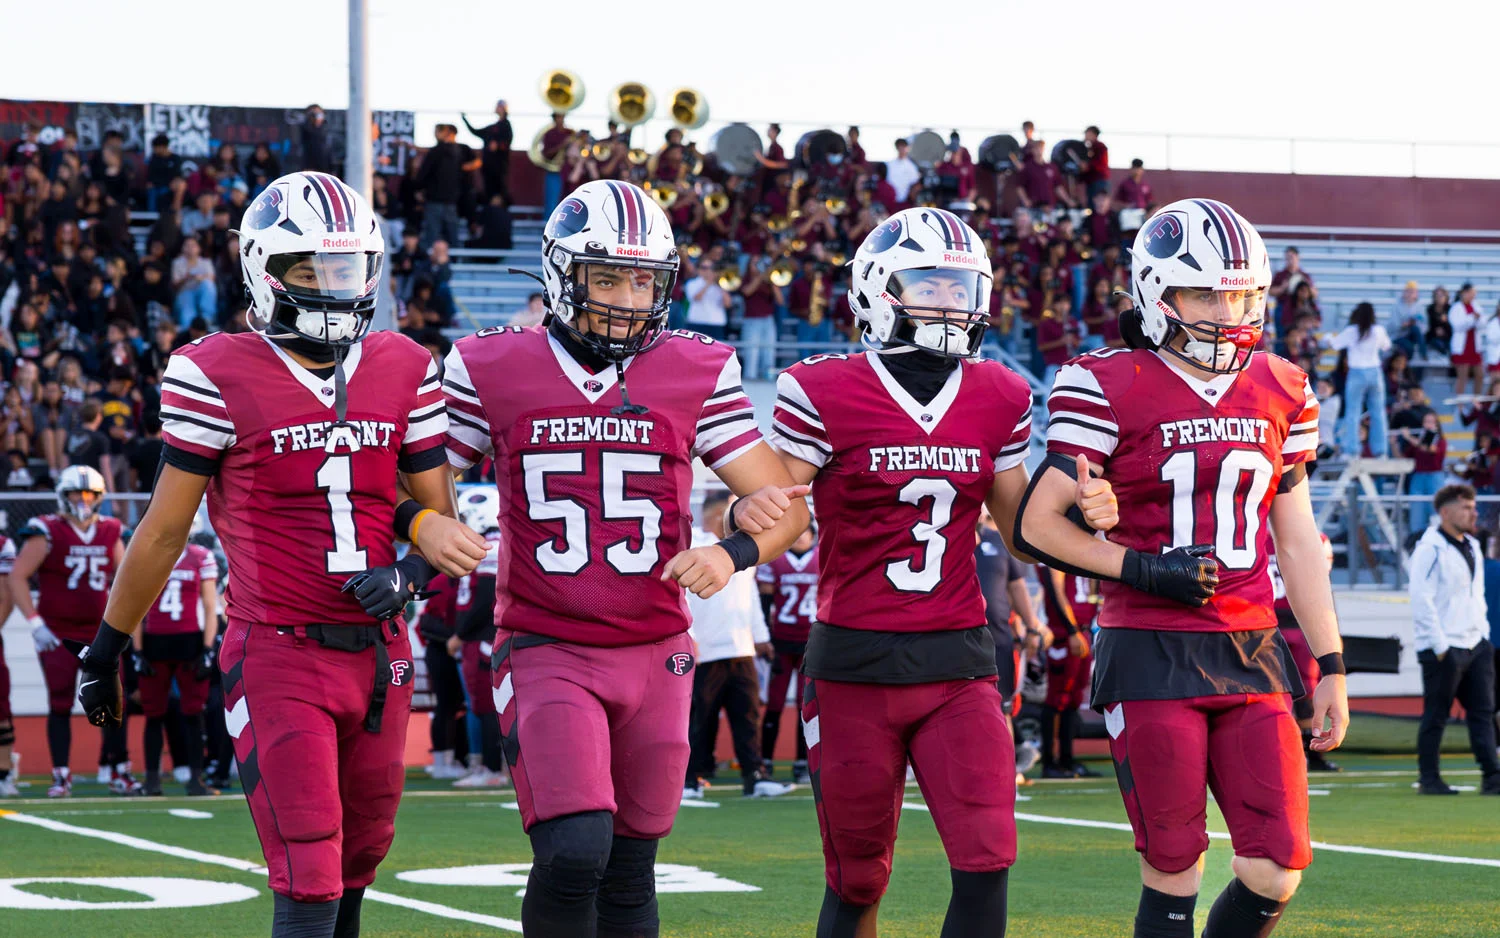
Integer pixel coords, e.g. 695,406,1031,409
598,835,659,937
528,810,614,902
0,720,14,747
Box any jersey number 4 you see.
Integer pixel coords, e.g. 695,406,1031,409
1160,449,1274,570
523,451,664,575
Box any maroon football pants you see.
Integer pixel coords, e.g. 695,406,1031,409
802,677,1017,906
1043,642,1092,712
220,619,414,903
461,638,496,715
493,630,694,839
1104,693,1311,874
0,633,11,722
138,660,210,717
761,649,806,763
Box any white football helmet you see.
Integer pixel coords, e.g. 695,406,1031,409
458,486,500,536
540,179,679,360
1125,198,1270,374
56,465,106,523
848,207,992,358
237,171,385,356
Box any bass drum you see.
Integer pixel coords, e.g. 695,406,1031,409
709,122,764,176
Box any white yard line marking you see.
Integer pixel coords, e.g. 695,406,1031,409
0,809,523,931
1012,812,1500,869
169,809,215,819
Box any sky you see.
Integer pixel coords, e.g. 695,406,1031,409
8,0,1500,177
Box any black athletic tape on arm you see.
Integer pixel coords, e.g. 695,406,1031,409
1277,463,1307,493
394,499,425,542
1013,454,1124,583
1039,451,1098,533
162,443,221,478
398,446,450,475
717,531,760,572
1316,652,1346,676
722,498,742,536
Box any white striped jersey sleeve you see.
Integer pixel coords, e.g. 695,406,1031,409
403,355,448,448
441,345,494,470
692,352,764,470
1283,375,1320,461
993,407,1033,473
1045,362,1119,465
770,371,831,469
160,353,236,457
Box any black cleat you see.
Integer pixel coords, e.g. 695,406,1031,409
1306,752,1342,773
1069,762,1102,778
1041,765,1075,779
186,778,219,797
1418,778,1460,795
792,760,810,785
1481,774,1500,796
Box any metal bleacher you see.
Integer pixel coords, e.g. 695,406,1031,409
445,207,547,335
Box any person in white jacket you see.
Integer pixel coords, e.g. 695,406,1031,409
1449,283,1484,401
1407,483,1500,795
684,490,796,800
1479,301,1500,374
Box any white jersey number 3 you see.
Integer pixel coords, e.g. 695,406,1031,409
886,478,957,593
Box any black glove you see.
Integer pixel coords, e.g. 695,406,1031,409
78,622,132,728
131,649,155,677
194,647,217,681
1121,545,1219,607
342,554,437,621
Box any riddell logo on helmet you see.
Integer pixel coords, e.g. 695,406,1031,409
322,237,363,249
262,272,284,290
1219,276,1257,287
614,246,650,257
942,252,982,268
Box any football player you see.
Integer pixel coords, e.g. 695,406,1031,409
132,518,219,796
1037,566,1099,778
755,520,817,783
1269,533,1340,772
74,171,487,938
441,178,811,938
0,532,17,797
9,467,126,797
751,207,1116,938
450,486,507,789
1016,198,1349,938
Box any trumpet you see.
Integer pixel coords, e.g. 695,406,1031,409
704,189,731,220
646,184,678,211
684,244,703,260
626,148,650,166
769,259,797,288
717,268,743,292
766,215,791,233
589,141,614,161
824,196,849,216
789,237,808,254
829,249,848,267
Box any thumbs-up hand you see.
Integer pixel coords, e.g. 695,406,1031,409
727,484,812,535
1073,454,1118,532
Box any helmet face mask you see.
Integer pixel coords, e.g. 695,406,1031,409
555,260,676,360
55,465,106,523
1159,285,1267,374
886,268,992,358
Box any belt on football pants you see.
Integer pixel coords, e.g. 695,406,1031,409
276,621,400,733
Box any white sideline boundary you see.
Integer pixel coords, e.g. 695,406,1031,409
0,809,524,932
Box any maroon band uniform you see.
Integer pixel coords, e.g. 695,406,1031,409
1046,347,1319,874
772,350,1032,906
443,326,761,839
160,330,446,903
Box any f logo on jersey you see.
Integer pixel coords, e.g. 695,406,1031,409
1142,213,1185,259
666,652,695,675
550,197,589,238
390,660,411,687
243,186,284,230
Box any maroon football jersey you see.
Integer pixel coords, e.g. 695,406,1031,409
444,327,763,647
0,535,15,578
1045,348,1318,633
144,544,218,636
160,330,447,628
23,514,122,637
771,352,1033,632
1041,567,1101,632
755,544,819,643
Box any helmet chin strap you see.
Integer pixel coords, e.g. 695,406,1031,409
611,358,648,416
911,322,973,357
332,345,350,426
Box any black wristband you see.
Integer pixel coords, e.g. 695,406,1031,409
82,620,132,671
716,531,760,573
1119,548,1146,590
1316,652,1347,676
394,499,426,542
722,498,741,537
395,553,437,592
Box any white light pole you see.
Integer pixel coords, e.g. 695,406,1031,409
347,0,393,332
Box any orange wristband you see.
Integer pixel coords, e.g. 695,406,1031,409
409,509,436,544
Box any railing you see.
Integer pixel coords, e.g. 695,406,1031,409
1308,490,1500,589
